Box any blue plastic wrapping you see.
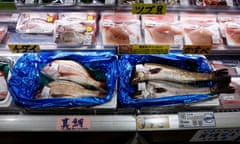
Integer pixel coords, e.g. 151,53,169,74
118,53,215,108
9,51,117,108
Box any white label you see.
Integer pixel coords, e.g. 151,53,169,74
102,21,114,27
226,0,233,7
180,0,189,6
143,0,152,4
174,35,183,45
65,0,74,3
212,33,220,44
212,60,223,64
235,67,240,75
40,86,51,99
145,22,157,27
222,95,235,100
190,129,240,142
25,0,35,4
105,0,115,5
178,112,216,128
129,34,138,44
227,22,240,29
136,64,144,72
83,34,92,45
138,82,146,91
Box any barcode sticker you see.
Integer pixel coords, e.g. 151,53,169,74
212,33,220,44
178,112,215,128
138,82,146,91
174,35,183,45
222,96,235,100
226,0,233,7
180,0,189,6
105,0,115,5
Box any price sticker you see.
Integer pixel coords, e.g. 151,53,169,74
183,45,212,54
118,45,169,54
8,44,40,53
137,115,170,130
178,112,216,128
87,15,93,21
132,3,167,14
0,2,17,10
56,116,91,131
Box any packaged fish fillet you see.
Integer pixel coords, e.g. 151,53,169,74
0,56,14,107
0,25,8,44
118,54,234,108
192,0,235,7
39,0,76,6
180,13,222,46
217,14,240,47
15,0,38,6
8,51,117,108
100,12,141,45
142,13,184,46
209,60,240,76
220,77,240,108
54,12,97,45
16,13,58,34
0,13,19,23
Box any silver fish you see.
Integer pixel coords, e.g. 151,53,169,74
134,80,235,99
131,63,230,84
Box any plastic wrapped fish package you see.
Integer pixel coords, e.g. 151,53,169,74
192,0,235,7
8,51,117,108
218,14,240,47
16,13,58,34
118,54,235,108
100,12,141,46
39,0,76,6
142,13,184,46
54,12,97,46
118,0,189,7
15,0,38,6
180,13,223,47
0,56,15,107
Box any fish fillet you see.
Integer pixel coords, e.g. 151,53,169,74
185,28,213,45
226,27,240,44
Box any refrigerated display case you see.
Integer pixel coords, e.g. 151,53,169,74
0,0,240,143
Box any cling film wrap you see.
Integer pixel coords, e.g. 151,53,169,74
118,54,215,108
8,51,117,108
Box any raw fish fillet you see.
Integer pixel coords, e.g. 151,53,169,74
226,26,240,45
0,71,8,101
184,27,213,45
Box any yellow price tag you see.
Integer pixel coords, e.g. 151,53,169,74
87,15,93,21
183,45,212,54
119,45,169,54
86,26,92,32
132,3,167,14
137,115,170,130
8,44,40,53
47,16,54,23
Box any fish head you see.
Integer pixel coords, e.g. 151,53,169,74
41,62,59,79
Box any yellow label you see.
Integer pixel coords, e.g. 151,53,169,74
8,44,40,53
86,26,92,32
132,3,167,14
183,45,212,54
119,45,169,54
87,15,93,21
137,115,170,130
47,16,54,23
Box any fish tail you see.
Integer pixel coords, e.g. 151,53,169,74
96,89,108,98
210,82,235,94
211,69,231,83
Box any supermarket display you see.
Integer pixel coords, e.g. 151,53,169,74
118,54,234,107
8,51,117,108
118,0,190,7
54,12,97,45
100,12,141,45
192,0,234,7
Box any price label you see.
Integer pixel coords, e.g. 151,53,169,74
8,44,40,53
132,4,167,14
137,115,170,130
178,112,216,128
0,2,17,10
56,116,91,131
183,45,212,54
118,45,169,54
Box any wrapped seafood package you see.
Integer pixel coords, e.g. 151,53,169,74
16,13,58,34
8,51,117,108
0,25,8,45
54,12,97,46
118,0,189,7
142,13,184,46
191,0,235,7
100,12,141,46
39,0,76,6
0,56,14,107
118,54,234,108
217,14,240,47
180,13,223,47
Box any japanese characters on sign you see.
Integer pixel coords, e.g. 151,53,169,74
136,115,170,130
118,45,169,54
132,3,167,14
183,45,212,54
8,44,40,53
56,116,91,130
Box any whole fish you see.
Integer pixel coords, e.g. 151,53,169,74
39,80,106,98
41,60,107,91
134,80,235,99
0,70,8,100
131,63,230,84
